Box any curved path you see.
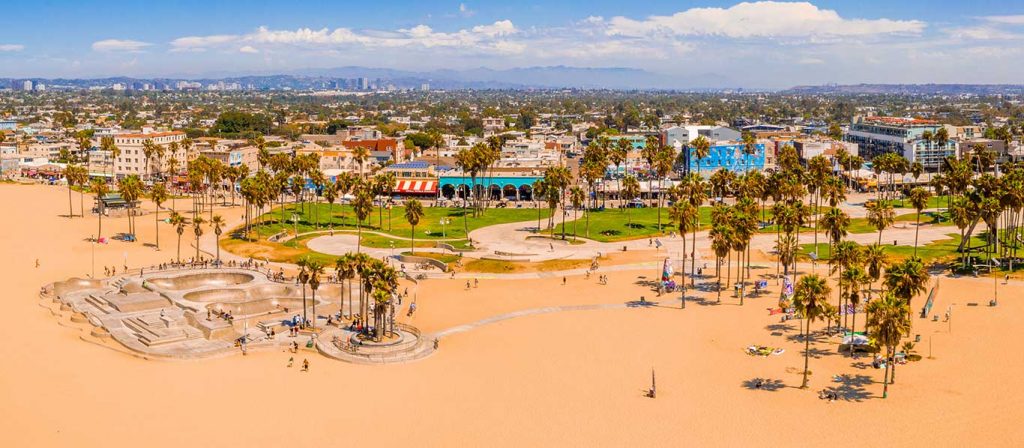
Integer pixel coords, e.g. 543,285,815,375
434,302,631,338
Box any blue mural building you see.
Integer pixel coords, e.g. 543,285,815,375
684,143,766,174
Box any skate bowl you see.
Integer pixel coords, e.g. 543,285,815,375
148,272,255,290
183,288,247,303
53,278,104,296
205,297,310,318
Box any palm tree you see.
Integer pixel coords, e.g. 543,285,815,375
192,216,205,261
689,135,711,176
323,180,337,231
830,240,862,334
908,187,932,256
64,164,85,218
118,175,143,239
210,215,224,263
170,212,187,262
352,181,374,253
792,274,833,389
621,175,641,230
840,265,868,353
669,200,699,308
684,173,708,285
652,144,675,231
91,179,109,241
884,257,930,307
864,244,887,302
151,183,168,250
710,223,733,303
297,258,310,328
532,179,547,233
306,259,324,332
866,292,912,398
335,255,355,319
866,200,896,245
404,199,425,255
569,186,585,240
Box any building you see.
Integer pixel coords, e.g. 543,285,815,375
382,161,438,196
682,142,767,174
200,142,258,174
844,116,956,169
482,117,505,132
662,125,741,147
112,130,188,179
0,120,16,131
792,139,859,161
21,80,33,91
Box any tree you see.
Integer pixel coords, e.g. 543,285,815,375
297,258,310,328
306,259,324,331
91,179,109,241
621,175,641,230
192,216,205,262
866,200,896,245
118,175,143,239
170,212,188,262
710,222,733,303
64,164,87,218
866,292,912,398
211,215,224,263
569,186,585,240
351,181,374,253
884,257,930,306
652,144,676,231
689,135,711,175
151,183,168,250
908,187,932,256
792,274,833,389
404,199,424,255
669,200,699,308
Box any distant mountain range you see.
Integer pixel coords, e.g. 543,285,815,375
784,84,1024,95
1,66,738,91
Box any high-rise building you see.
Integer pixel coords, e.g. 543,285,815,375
358,77,369,90
22,80,33,91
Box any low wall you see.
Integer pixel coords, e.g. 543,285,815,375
434,242,473,253
393,254,449,272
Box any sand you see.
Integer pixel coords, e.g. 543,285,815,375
2,183,1023,447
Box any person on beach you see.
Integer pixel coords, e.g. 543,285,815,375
301,359,309,372
287,357,293,367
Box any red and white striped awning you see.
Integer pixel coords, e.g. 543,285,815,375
394,180,437,194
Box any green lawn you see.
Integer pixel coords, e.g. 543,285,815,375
882,195,953,209
552,206,713,242
799,232,986,264
248,202,550,242
846,211,952,234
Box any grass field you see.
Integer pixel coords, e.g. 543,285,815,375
881,195,953,209
246,202,550,242
798,232,986,264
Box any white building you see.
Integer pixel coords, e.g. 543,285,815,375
112,130,188,178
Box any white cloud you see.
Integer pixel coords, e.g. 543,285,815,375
239,45,259,54
92,39,151,52
605,1,924,39
798,57,825,65
459,3,476,18
946,26,1024,41
981,15,1024,25
171,20,521,54
0,44,24,52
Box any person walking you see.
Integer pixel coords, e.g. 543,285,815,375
301,359,309,372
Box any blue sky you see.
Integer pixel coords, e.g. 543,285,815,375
2,1,1024,86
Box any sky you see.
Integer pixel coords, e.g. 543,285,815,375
2,0,1024,87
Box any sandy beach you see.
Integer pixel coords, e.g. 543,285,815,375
2,183,1023,447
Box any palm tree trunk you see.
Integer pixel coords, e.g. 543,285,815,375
801,318,812,388
882,347,892,398
155,208,160,249
68,186,73,218
301,283,307,328
914,212,921,256
681,234,687,309
411,225,416,255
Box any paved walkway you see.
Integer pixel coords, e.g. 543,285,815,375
435,303,631,338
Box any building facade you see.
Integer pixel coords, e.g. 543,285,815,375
112,131,188,179
844,117,956,169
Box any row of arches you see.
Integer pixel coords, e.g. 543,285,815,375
439,184,534,201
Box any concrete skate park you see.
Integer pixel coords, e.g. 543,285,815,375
41,268,433,363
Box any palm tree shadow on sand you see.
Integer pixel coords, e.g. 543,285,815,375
742,378,787,391
822,374,876,402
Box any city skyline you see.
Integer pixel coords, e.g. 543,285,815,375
2,1,1024,87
